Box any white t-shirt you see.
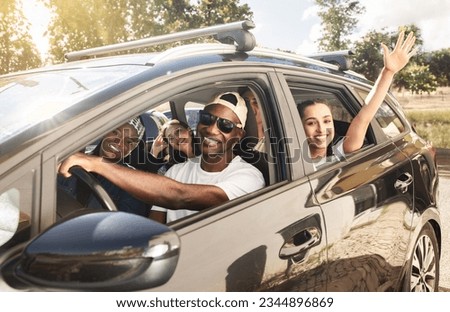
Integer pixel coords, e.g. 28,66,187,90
152,155,265,223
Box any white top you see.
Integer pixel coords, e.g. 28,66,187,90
313,139,346,168
152,155,265,223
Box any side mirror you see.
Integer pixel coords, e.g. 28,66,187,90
10,212,179,291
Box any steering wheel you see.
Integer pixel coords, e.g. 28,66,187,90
68,165,118,212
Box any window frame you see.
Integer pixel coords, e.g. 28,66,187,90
352,87,409,141
50,66,292,228
282,76,379,172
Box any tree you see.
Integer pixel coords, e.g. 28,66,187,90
352,29,390,82
46,0,130,62
46,0,253,63
128,0,194,40
397,63,438,95
422,49,450,86
193,0,253,27
315,0,365,51
0,0,41,74
390,24,423,50
352,25,424,87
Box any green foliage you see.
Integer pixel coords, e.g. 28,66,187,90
2,0,448,92
352,30,390,81
397,64,438,95
315,0,365,51
193,0,253,27
350,24,441,95
0,0,41,74
46,0,253,63
128,0,194,39
351,25,424,82
420,49,450,86
46,0,131,62
391,24,424,48
312,3,447,91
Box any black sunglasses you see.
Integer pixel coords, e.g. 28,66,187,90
198,110,242,134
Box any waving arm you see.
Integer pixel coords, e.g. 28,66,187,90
344,31,416,153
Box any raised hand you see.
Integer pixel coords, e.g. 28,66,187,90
150,133,167,158
381,31,417,74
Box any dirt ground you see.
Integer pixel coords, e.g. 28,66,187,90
393,87,450,111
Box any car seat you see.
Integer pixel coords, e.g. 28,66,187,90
125,113,165,171
233,100,270,186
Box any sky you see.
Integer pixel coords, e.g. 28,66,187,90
23,0,450,58
241,0,450,54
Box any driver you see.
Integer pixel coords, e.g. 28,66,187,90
58,117,150,216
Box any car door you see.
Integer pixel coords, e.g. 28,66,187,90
282,73,415,291
0,155,40,291
151,181,326,291
309,145,414,291
148,68,328,291
0,66,328,292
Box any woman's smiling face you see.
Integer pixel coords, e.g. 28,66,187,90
301,103,335,157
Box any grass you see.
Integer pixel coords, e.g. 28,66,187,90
391,87,450,149
405,110,450,149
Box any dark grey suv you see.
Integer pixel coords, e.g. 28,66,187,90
0,21,440,291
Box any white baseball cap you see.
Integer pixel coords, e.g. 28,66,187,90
206,92,248,128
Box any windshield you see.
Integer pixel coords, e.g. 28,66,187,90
0,65,147,144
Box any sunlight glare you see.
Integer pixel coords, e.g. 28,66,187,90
21,0,51,58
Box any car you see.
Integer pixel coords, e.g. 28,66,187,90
0,20,440,292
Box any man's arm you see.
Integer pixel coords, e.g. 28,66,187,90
58,152,228,210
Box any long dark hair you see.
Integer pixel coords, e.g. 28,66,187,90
297,98,331,119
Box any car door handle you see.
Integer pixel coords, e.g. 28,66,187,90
394,172,413,194
279,227,321,260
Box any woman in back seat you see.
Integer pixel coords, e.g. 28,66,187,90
297,30,416,163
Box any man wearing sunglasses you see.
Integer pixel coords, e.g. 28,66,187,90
59,92,266,223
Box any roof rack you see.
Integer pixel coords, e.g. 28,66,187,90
65,20,256,62
306,50,354,71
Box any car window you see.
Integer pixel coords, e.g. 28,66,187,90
184,102,205,131
374,102,405,138
151,83,272,181
0,66,148,145
287,85,363,168
354,89,405,138
56,81,279,225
